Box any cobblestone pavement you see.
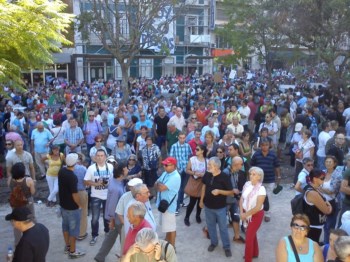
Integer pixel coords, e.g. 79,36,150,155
0,184,295,261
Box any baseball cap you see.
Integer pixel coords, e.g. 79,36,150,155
127,178,143,187
66,153,78,167
162,157,177,166
106,155,117,164
5,207,32,221
295,123,303,132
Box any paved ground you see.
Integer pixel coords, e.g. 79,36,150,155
0,183,295,261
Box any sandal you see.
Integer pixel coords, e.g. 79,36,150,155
233,236,245,243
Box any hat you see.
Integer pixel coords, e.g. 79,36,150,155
106,155,117,164
295,123,303,132
5,207,32,221
66,153,78,166
116,136,125,142
162,157,177,166
127,178,143,187
273,184,283,195
212,110,218,114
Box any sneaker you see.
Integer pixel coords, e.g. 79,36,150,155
207,244,216,252
196,216,202,224
184,218,190,226
225,249,232,257
69,250,86,259
64,245,70,254
77,233,88,241
175,211,179,216
264,216,271,222
181,203,188,207
90,237,98,246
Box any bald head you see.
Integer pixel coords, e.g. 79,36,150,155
231,156,243,172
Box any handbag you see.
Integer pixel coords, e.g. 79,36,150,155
295,149,303,160
147,147,158,170
158,194,177,213
184,176,203,198
263,195,270,211
288,235,300,262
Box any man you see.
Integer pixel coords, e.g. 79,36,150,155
135,113,153,135
201,117,220,141
64,117,84,155
122,201,152,256
316,121,331,170
227,116,244,139
238,99,251,131
31,122,53,179
327,132,348,165
5,207,49,262
199,157,233,257
7,140,35,184
155,157,181,248
83,111,103,154
153,106,170,149
165,122,179,154
188,129,203,155
58,153,85,258
269,108,281,152
42,112,54,130
224,156,246,243
258,113,278,149
196,102,211,126
169,132,192,214
250,138,281,222
84,149,114,246
169,106,186,132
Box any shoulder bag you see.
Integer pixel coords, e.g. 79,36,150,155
184,159,206,198
288,235,300,262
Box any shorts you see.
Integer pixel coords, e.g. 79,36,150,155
159,210,176,233
227,199,240,223
61,208,81,237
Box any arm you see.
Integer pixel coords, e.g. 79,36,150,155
72,192,81,208
309,147,315,159
27,178,36,195
7,164,12,186
313,241,324,262
199,184,206,208
241,195,266,219
275,167,281,184
29,163,35,181
340,179,350,195
211,188,235,196
294,181,304,193
307,190,332,215
275,238,287,262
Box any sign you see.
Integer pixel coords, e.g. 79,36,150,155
209,0,216,31
214,73,222,83
229,69,236,79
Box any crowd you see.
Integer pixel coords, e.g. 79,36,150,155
3,68,350,261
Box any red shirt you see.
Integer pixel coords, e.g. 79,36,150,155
188,138,203,155
196,109,210,126
122,219,152,255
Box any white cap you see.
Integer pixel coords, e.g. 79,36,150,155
127,178,143,187
66,153,78,166
295,123,303,132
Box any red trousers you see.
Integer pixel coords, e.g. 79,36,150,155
244,209,264,262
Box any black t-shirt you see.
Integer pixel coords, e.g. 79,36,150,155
13,223,49,262
154,115,170,136
202,171,233,209
58,167,79,210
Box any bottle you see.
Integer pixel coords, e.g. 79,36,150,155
7,246,13,262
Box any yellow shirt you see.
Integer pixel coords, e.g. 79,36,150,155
46,153,63,177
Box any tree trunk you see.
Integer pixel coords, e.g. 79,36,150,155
121,63,130,104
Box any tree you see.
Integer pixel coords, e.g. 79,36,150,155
0,0,74,90
279,0,350,92
217,0,287,80
77,0,184,101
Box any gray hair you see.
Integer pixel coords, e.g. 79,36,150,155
167,121,175,127
249,166,264,182
135,228,159,250
128,201,146,218
334,236,350,260
302,157,314,165
131,184,147,198
209,156,221,169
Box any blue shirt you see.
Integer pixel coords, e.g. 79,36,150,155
156,170,181,213
170,142,192,173
31,128,53,153
135,120,153,131
74,164,87,191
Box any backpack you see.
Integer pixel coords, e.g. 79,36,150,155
290,192,305,215
9,184,28,208
309,116,318,138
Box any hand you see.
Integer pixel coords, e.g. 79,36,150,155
211,189,220,196
154,243,161,260
109,220,115,230
233,189,240,195
240,213,247,220
127,244,141,256
199,200,204,209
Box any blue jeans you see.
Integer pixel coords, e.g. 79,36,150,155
91,197,109,238
324,202,338,244
61,208,81,237
156,135,166,149
176,170,188,211
205,206,231,250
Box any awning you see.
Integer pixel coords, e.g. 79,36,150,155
185,55,213,59
211,49,235,57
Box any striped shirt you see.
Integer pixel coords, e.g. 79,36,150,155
170,142,192,173
250,149,280,183
64,126,84,145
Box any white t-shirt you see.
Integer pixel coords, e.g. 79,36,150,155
238,106,251,126
51,126,65,145
242,182,266,211
296,169,308,196
84,163,114,200
137,136,146,151
316,131,331,157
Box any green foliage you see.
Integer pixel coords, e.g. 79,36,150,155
0,0,74,89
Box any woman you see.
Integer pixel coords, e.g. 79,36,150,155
219,129,237,154
186,114,198,135
9,162,35,245
304,169,333,243
216,145,226,171
184,144,208,226
146,105,155,121
90,135,108,163
226,104,241,123
240,131,252,162
27,111,38,140
294,158,314,194
95,162,128,262
275,214,323,262
322,229,348,262
240,167,266,262
42,145,65,207
219,106,231,138
294,129,315,184
136,126,148,155
126,154,142,181
113,136,132,162
126,116,138,149
106,117,122,154
319,156,343,244
204,130,219,158
50,119,65,153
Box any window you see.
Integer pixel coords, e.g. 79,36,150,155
139,59,153,78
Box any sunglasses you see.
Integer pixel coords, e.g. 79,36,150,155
89,115,94,117
164,164,173,167
291,223,308,231
129,159,136,161
96,140,102,143
192,117,197,120
217,151,224,153
6,143,12,146
140,115,145,117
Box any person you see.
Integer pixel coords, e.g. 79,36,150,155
169,106,186,132
258,112,278,148
153,106,170,150
83,110,104,154
166,122,179,154
114,136,132,162
94,162,128,262
240,167,266,262
340,154,350,226
8,162,36,245
184,144,208,226
203,130,219,158
322,229,348,262
317,121,331,170
169,132,192,214
84,149,114,246
304,169,333,243
319,155,342,244
155,157,181,248
125,154,142,181
201,117,220,141
42,144,65,207
136,126,148,155
31,122,53,179
239,99,251,131
50,119,65,153
239,131,252,162
122,201,152,256
188,128,203,155
334,236,350,262
199,157,233,258
5,207,49,262
122,228,177,262
106,117,122,154
58,153,85,258
327,132,349,166
225,156,247,243
227,116,244,139
90,135,108,163
64,117,84,154
275,214,323,262
294,158,314,195
250,138,281,222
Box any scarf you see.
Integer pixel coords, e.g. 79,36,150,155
244,181,262,223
